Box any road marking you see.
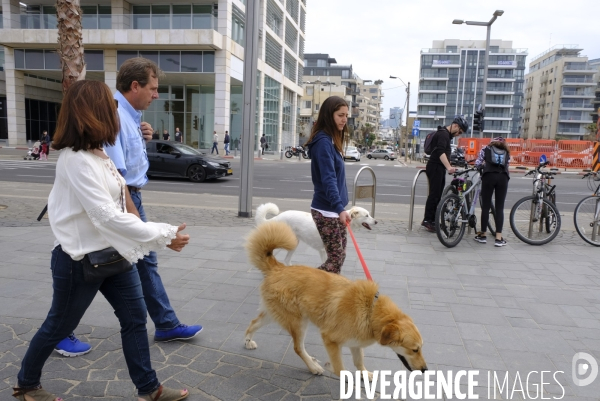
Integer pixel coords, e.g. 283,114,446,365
17,175,54,177
146,182,194,186
253,187,273,190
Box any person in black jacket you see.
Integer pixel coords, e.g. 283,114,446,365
421,116,468,232
474,137,510,247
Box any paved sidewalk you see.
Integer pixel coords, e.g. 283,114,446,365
1,187,600,400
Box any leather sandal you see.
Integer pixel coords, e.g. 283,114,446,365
12,387,61,401
139,385,188,401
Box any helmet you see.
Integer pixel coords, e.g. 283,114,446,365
492,136,505,142
452,115,469,133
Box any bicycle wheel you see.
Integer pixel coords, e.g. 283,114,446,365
545,193,557,234
435,194,467,248
510,195,561,245
574,196,600,246
443,184,458,196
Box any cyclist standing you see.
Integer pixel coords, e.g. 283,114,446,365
474,137,510,246
422,116,468,232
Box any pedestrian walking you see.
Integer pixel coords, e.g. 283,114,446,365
474,137,510,247
39,141,48,161
162,129,170,141
305,96,351,274
224,130,230,155
174,127,182,143
421,116,468,232
12,80,190,401
260,134,267,155
40,130,50,157
211,131,219,154
104,57,203,343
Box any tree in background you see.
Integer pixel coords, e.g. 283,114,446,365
57,0,86,93
374,79,384,85
584,123,598,141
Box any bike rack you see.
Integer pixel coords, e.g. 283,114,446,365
352,166,376,217
408,168,429,231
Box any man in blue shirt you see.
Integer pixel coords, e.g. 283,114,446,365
104,57,202,342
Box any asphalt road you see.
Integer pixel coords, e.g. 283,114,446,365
0,151,594,213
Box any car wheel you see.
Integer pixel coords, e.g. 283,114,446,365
367,155,372,159
384,155,390,160
188,165,207,183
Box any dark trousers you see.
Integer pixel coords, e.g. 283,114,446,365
480,172,509,234
424,163,447,222
18,246,159,395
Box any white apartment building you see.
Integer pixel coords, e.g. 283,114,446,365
417,39,527,138
0,0,306,151
522,45,597,140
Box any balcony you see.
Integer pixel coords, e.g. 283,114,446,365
536,120,543,128
562,77,596,86
537,109,545,117
561,89,595,98
560,102,594,110
563,65,597,74
539,75,548,84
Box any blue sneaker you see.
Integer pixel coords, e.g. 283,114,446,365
55,334,92,357
154,324,203,342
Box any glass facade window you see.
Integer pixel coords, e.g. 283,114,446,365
14,49,103,70
282,88,294,146
265,34,283,72
0,49,4,71
81,5,111,29
229,85,243,149
20,5,57,29
24,98,59,141
232,5,245,46
266,0,283,36
117,50,214,72
263,76,281,148
132,4,216,29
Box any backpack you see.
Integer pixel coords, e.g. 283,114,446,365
487,145,508,167
424,131,437,155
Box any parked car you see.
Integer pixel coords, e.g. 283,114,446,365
343,146,361,161
367,149,397,160
146,140,232,182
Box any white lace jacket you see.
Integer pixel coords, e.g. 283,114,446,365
49,148,178,263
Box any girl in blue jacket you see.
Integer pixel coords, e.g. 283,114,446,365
305,96,350,274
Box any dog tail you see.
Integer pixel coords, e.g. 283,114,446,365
246,221,297,274
255,203,280,226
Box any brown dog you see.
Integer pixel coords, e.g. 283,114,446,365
244,221,427,378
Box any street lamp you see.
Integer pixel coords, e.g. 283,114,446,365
389,75,410,162
453,10,503,138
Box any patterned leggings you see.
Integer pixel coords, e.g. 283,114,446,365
311,209,347,274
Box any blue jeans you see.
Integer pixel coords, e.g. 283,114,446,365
130,190,180,332
211,142,218,154
18,246,159,395
224,143,230,155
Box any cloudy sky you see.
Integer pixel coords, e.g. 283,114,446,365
304,0,600,122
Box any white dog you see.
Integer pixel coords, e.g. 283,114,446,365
255,203,377,265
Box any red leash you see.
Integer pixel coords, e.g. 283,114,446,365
346,221,373,281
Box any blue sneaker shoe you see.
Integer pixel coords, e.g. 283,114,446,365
55,333,92,357
154,324,203,342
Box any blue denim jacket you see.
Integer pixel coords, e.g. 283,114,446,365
104,91,149,188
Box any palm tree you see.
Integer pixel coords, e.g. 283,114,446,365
56,0,86,93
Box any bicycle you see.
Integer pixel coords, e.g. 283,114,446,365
442,161,496,237
573,171,600,246
509,161,561,245
435,167,490,248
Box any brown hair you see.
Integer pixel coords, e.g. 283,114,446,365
489,141,510,156
305,96,349,153
116,57,161,93
52,80,120,152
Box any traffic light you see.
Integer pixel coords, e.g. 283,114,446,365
473,105,485,133
193,115,199,130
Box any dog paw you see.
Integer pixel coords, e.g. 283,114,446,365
245,339,257,350
363,371,374,382
309,362,324,375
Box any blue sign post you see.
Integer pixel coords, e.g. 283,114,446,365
540,154,547,164
413,120,421,128
411,128,420,138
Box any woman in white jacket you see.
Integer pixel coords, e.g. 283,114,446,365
13,81,189,401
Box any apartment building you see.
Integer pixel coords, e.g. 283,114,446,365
0,0,306,151
300,53,383,139
417,39,527,138
522,45,596,140
589,58,600,125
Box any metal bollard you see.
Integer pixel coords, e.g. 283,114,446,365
280,148,284,160
352,166,376,217
257,148,262,159
408,169,429,231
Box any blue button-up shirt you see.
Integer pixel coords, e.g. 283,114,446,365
104,91,149,188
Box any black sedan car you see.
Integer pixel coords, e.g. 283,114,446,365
146,140,232,182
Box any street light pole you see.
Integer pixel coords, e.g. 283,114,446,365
453,10,503,138
389,75,410,162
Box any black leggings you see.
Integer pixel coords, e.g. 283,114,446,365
480,172,509,234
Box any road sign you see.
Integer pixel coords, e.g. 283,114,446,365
413,120,420,128
412,128,420,137
540,154,547,164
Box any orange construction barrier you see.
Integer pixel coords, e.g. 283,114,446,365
556,140,593,169
505,139,524,164
521,140,556,167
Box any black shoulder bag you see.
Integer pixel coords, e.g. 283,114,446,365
82,162,133,283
